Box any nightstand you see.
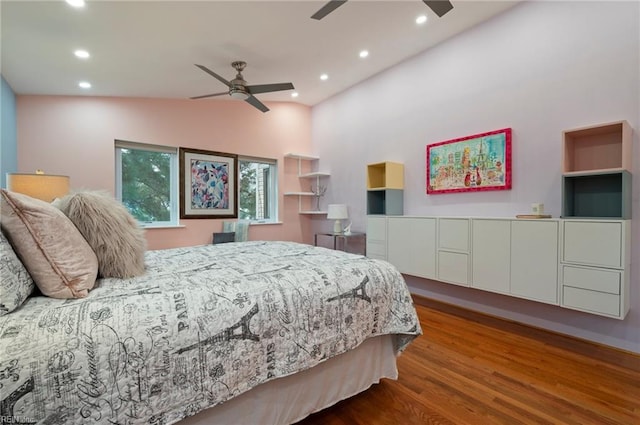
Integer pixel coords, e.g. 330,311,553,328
314,232,366,255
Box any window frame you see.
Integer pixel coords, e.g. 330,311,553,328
238,155,279,224
115,140,179,228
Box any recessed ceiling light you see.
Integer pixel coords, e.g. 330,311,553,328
66,0,85,8
359,50,369,59
291,92,299,98
78,81,91,89
74,49,90,59
416,15,428,24
320,74,329,81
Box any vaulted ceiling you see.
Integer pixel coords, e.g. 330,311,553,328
1,1,520,107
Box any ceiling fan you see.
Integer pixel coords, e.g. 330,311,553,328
190,61,295,113
311,0,454,20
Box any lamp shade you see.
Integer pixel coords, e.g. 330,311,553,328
326,204,348,220
327,204,348,234
7,172,70,202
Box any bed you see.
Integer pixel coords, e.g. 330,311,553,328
1,227,421,425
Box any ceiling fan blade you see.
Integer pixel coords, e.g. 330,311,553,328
194,64,232,87
311,0,348,20
245,95,269,113
423,0,454,17
246,82,295,95
189,92,228,100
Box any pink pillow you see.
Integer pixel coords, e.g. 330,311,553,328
0,189,98,298
55,191,147,278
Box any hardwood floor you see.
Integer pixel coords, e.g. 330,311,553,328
297,297,640,425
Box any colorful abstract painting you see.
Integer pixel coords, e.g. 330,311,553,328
426,128,512,194
180,148,238,218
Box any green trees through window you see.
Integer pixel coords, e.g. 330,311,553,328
121,149,172,222
238,159,277,222
115,141,178,226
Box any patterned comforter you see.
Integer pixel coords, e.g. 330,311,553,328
0,241,421,424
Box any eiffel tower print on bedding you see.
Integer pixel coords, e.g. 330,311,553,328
0,241,421,424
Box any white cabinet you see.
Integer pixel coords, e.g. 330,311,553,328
471,219,559,305
387,217,436,279
562,221,622,268
366,216,387,260
471,219,510,294
284,153,330,215
560,220,630,319
510,220,559,304
437,218,470,286
439,218,469,251
382,215,631,319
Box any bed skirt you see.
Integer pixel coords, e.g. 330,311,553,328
177,334,398,425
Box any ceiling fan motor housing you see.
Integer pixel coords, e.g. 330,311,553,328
230,76,250,100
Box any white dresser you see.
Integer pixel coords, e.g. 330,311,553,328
367,215,631,320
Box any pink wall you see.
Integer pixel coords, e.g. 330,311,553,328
16,96,314,249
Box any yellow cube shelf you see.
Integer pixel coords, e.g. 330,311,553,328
367,162,404,190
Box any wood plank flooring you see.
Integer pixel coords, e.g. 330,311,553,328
297,297,640,425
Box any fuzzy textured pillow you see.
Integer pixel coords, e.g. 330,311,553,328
0,229,35,315
55,191,146,278
0,189,98,299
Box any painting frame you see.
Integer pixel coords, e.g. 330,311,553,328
426,128,512,195
179,147,238,219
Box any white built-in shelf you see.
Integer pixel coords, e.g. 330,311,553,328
285,153,320,161
300,171,330,178
284,192,315,196
284,153,330,215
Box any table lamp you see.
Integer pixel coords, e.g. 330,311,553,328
6,170,70,202
327,204,348,234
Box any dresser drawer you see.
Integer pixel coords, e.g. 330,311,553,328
366,241,386,259
437,251,469,286
562,266,620,294
562,221,622,268
563,286,620,317
366,217,387,242
438,218,469,252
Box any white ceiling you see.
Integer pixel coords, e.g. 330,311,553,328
1,0,520,108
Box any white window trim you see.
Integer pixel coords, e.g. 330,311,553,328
238,155,279,224
115,139,179,227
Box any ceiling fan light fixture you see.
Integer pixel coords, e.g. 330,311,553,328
229,88,250,100
416,15,428,24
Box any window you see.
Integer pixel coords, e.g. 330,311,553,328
238,157,278,223
115,140,178,227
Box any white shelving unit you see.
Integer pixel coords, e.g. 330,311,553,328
284,153,330,214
